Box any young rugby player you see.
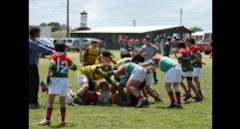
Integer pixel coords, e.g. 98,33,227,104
185,38,205,99
176,42,202,102
37,41,77,126
141,55,183,108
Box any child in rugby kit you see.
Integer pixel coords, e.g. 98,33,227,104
37,41,77,126
185,38,205,99
176,42,202,102
142,55,183,108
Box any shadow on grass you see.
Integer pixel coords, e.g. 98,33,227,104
48,123,75,128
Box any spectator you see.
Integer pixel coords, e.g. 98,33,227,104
139,37,159,84
29,26,54,109
164,37,171,57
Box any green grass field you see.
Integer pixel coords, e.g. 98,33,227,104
29,50,212,129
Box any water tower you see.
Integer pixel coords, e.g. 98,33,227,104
80,11,87,28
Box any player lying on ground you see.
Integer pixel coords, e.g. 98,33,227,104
175,41,202,102
74,64,118,102
66,81,111,105
37,41,77,126
140,55,183,108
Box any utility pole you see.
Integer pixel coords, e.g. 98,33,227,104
133,19,136,27
180,8,182,26
67,0,69,37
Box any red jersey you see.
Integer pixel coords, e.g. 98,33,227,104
177,48,189,57
189,45,201,55
134,39,140,43
49,52,74,77
119,38,125,43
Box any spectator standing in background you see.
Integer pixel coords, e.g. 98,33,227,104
139,37,159,84
164,37,171,57
29,26,54,109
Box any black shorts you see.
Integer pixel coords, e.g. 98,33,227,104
182,76,192,81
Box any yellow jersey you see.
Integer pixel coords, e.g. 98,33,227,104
82,46,100,65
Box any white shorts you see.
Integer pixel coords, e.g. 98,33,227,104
48,77,69,97
77,75,89,84
165,66,182,83
193,68,203,77
182,71,193,77
129,66,147,82
145,72,153,86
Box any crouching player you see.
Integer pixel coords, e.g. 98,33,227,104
141,55,183,108
37,41,77,126
113,62,148,108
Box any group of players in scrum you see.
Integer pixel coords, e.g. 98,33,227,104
37,37,205,126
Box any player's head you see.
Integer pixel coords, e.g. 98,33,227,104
176,41,186,49
120,51,131,58
131,54,145,64
55,40,66,52
101,64,112,71
152,56,160,65
185,37,195,48
30,26,41,38
102,51,112,62
91,40,99,48
99,81,110,91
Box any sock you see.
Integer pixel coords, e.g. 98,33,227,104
154,96,162,101
167,91,175,104
60,107,66,122
198,90,203,97
46,107,53,121
175,92,181,105
136,95,143,100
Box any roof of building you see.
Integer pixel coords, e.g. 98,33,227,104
71,25,188,34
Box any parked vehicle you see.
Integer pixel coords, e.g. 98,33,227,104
192,31,212,54
80,38,101,50
37,37,55,57
61,38,81,51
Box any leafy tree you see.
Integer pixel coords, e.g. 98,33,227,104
189,27,203,33
39,22,47,26
47,22,61,32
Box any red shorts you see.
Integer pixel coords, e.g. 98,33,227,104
81,90,99,103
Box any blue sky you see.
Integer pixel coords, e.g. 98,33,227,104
29,0,212,31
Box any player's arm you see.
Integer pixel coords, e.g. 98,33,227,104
38,42,54,55
67,58,77,71
192,53,206,65
82,47,89,63
47,58,55,84
110,56,117,64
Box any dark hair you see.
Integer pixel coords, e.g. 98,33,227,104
29,26,41,37
131,54,145,64
121,52,131,58
91,40,98,44
102,51,112,57
186,37,195,44
55,40,66,52
176,42,186,49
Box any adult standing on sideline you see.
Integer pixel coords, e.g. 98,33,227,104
164,37,171,57
29,26,54,109
139,37,159,84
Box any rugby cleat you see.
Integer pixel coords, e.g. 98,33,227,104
37,119,50,126
168,103,178,108
136,97,147,108
60,121,66,126
183,93,192,101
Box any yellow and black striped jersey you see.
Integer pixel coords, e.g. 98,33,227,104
82,46,101,65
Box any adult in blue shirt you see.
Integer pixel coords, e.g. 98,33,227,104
164,37,171,57
29,26,54,108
